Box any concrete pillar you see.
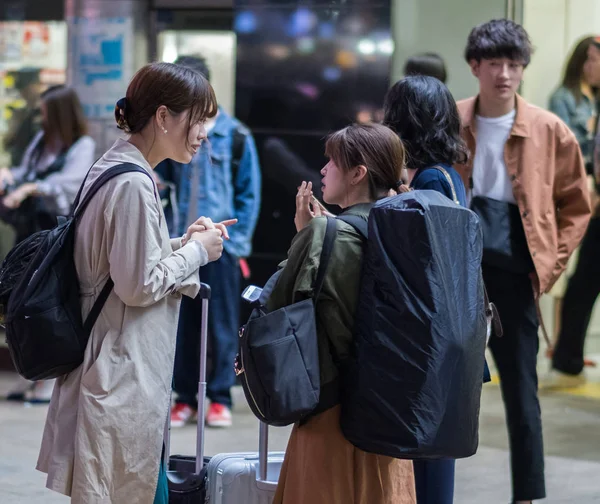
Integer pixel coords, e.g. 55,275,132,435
64,0,149,153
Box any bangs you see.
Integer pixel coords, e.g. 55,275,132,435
479,42,529,63
188,71,218,125
325,128,351,172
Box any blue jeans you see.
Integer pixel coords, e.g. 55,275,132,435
173,250,241,408
414,459,455,504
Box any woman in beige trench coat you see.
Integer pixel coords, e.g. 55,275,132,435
36,62,234,504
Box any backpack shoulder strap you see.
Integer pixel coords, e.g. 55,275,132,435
432,165,460,205
337,214,368,239
231,127,248,183
313,217,337,300
76,163,153,335
74,163,153,219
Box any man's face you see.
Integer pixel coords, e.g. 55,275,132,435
470,57,524,105
584,44,600,87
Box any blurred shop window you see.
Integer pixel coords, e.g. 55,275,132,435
0,21,67,168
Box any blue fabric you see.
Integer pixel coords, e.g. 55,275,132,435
173,249,241,408
156,108,262,258
549,86,595,162
413,459,455,504
410,163,468,207
153,458,169,504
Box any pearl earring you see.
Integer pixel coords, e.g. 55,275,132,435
162,128,168,134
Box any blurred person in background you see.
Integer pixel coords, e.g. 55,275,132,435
548,36,600,387
156,55,262,429
0,85,95,243
549,36,598,173
3,67,45,167
2,85,95,404
404,52,448,84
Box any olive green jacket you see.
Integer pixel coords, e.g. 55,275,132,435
267,204,371,409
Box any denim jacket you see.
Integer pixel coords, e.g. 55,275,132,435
159,109,262,258
549,86,596,165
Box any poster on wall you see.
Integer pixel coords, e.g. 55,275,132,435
68,16,134,119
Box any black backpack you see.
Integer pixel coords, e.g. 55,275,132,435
235,217,337,426
0,163,152,380
339,191,488,460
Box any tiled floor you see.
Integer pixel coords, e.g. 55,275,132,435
1,331,599,503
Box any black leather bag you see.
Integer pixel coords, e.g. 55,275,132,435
470,196,534,274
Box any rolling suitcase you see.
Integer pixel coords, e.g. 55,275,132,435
166,283,285,503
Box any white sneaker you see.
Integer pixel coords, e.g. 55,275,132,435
540,370,586,390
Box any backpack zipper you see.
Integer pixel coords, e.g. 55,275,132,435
238,327,266,420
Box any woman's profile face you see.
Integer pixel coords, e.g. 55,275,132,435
163,109,207,164
320,158,350,206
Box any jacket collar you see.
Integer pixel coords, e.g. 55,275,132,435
463,94,530,138
210,107,234,138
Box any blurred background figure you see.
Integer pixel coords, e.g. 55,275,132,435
403,52,448,83
156,55,261,429
546,36,600,387
2,68,45,168
2,84,94,403
0,85,95,244
549,36,598,174
546,36,599,351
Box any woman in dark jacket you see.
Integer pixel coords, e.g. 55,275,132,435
268,123,416,504
383,74,480,504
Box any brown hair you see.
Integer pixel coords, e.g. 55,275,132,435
562,36,596,103
325,123,405,200
115,62,217,139
41,85,88,148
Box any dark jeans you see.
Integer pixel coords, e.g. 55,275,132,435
553,217,600,375
173,250,241,409
414,459,455,504
484,264,545,502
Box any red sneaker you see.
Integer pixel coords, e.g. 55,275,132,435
170,403,196,428
206,403,232,428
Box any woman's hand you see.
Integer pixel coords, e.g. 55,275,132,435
295,181,324,232
3,183,36,209
182,217,238,246
0,168,14,195
190,228,224,262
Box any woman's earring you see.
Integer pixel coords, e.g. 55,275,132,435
162,126,168,134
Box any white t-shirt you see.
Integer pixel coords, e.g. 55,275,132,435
472,109,516,204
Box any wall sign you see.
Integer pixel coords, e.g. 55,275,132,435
69,16,133,119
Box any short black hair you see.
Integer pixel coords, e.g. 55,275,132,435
383,75,468,170
404,52,447,83
465,19,533,66
174,55,211,82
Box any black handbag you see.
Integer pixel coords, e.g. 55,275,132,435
470,196,534,274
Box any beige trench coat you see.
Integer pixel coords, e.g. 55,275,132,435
36,139,208,503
